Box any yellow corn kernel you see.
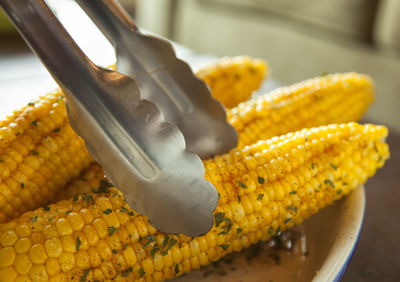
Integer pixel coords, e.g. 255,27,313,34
196,56,267,108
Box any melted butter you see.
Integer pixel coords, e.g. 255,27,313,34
175,225,310,282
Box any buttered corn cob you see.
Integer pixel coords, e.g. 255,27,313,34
56,163,105,202
229,72,374,147
0,93,92,222
196,56,267,108
0,123,389,281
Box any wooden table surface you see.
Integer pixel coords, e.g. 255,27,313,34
1,28,399,282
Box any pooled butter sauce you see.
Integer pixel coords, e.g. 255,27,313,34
175,226,309,282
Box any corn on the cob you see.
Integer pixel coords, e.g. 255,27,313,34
0,93,92,222
229,72,374,148
196,56,267,108
56,163,105,202
0,123,389,281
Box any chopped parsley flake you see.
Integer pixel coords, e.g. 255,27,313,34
31,216,38,222
120,206,128,212
214,212,225,227
94,180,113,194
31,120,38,126
324,179,335,188
150,245,160,258
76,237,81,251
20,183,24,189
311,163,316,169
289,191,297,195
43,205,50,211
84,194,94,205
337,189,343,195
257,177,265,184
373,142,378,153
284,218,292,224
53,128,60,133
161,235,169,249
175,264,180,274
238,181,247,188
257,193,264,200
143,235,157,249
31,150,38,156
72,194,79,203
27,102,35,106
15,132,20,136
219,244,230,251
329,163,338,171
80,269,89,282
139,268,145,277
161,251,168,256
108,226,118,236
167,238,177,250
286,206,297,213
121,267,133,277
103,208,112,215
237,195,241,203
236,228,243,235
65,210,72,215
112,249,118,254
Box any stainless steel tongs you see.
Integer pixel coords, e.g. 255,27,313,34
0,0,238,236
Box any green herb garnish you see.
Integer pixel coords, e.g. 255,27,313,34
329,163,338,171
103,208,112,215
108,226,118,236
324,179,335,188
257,193,264,200
80,269,89,282
257,176,265,184
76,237,81,251
214,212,225,227
219,244,230,251
238,181,247,189
175,264,180,274
121,267,133,277
284,218,292,224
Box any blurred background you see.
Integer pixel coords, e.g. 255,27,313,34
0,1,399,281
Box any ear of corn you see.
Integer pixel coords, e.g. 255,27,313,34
56,163,105,202
229,72,374,147
0,123,389,281
196,56,267,108
0,93,93,223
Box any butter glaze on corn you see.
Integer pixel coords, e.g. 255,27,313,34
0,93,92,222
0,123,389,281
229,72,374,147
56,163,105,202
196,56,267,108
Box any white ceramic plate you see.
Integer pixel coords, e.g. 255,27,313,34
174,186,365,282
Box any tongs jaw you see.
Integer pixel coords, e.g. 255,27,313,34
0,0,220,236
75,0,238,159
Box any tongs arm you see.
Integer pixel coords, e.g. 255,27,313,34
0,0,98,102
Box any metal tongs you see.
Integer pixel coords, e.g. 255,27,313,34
0,0,238,236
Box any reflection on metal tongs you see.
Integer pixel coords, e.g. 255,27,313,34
75,0,238,159
0,0,237,236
